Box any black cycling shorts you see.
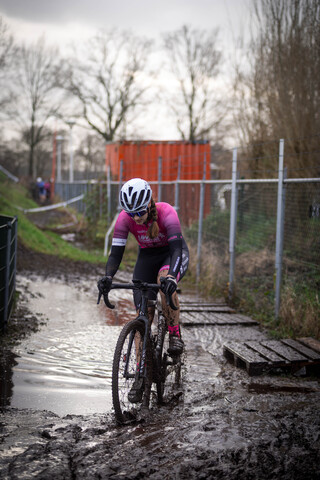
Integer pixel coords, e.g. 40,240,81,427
132,241,189,308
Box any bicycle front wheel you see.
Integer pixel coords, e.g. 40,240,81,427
112,318,146,424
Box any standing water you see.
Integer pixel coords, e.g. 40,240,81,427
3,275,135,416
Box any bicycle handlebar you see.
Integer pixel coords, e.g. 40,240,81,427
97,279,179,311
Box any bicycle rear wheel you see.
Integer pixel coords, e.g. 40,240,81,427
112,318,148,424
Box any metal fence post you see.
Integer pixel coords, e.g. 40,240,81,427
158,156,162,202
13,216,18,297
107,164,111,221
115,159,124,215
228,147,238,300
118,160,123,198
174,156,181,211
99,182,103,218
3,222,11,326
196,152,206,283
275,139,286,318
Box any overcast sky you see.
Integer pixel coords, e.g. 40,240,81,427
0,0,250,142
0,0,249,44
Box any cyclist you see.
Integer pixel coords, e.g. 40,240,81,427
98,177,189,359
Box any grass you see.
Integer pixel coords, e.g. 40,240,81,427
0,173,106,264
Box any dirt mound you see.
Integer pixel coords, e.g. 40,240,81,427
17,243,104,280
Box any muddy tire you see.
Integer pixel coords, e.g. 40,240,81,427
155,319,167,404
155,322,182,404
112,319,148,424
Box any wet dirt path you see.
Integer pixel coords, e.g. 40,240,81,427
1,273,320,479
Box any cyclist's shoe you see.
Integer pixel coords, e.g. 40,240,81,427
128,378,144,403
168,334,184,356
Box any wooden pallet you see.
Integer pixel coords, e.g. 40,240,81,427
180,302,235,313
181,311,258,326
223,337,320,376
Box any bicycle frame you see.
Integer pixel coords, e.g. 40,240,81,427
101,281,161,382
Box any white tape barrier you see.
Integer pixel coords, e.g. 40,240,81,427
23,194,84,213
0,164,19,183
104,213,118,257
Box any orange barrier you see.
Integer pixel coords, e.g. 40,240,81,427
105,141,211,223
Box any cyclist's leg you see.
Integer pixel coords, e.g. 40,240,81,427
158,267,183,356
158,243,189,354
157,242,189,327
157,267,180,327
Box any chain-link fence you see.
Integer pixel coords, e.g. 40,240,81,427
0,215,18,330
54,138,320,324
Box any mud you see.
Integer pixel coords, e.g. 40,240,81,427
1,249,320,479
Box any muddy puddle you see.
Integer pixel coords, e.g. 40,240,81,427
2,275,137,415
1,273,320,479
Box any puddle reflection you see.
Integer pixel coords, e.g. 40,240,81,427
1,276,136,416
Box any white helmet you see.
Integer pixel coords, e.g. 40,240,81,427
119,178,152,213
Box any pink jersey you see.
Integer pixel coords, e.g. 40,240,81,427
112,202,182,248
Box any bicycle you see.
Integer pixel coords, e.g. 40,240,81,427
98,278,183,425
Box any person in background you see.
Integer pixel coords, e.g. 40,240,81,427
36,177,46,203
44,179,51,200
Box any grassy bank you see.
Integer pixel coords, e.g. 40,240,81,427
0,173,106,264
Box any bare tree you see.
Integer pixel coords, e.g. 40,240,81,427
163,25,224,142
67,29,154,142
234,0,320,175
8,37,63,177
75,133,106,177
0,16,15,111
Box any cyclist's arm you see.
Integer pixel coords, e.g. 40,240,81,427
167,233,182,278
105,244,125,277
105,212,129,277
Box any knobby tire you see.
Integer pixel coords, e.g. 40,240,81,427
155,316,167,404
112,318,152,425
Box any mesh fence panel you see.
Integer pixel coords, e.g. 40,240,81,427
234,182,278,314
284,182,320,270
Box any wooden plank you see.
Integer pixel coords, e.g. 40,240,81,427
181,311,258,327
181,311,237,326
201,312,238,325
213,312,258,325
180,302,228,307
231,314,259,325
297,337,320,354
188,311,215,324
244,341,287,364
261,340,309,363
180,311,216,326
224,342,269,375
180,306,235,313
281,339,320,361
